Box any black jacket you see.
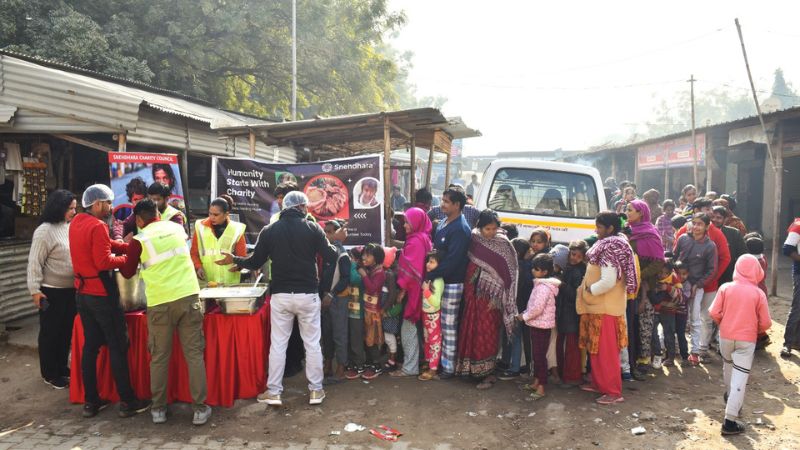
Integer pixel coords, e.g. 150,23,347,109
234,207,337,294
719,225,747,285
320,242,350,297
556,263,586,334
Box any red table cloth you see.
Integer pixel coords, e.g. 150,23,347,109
69,299,270,407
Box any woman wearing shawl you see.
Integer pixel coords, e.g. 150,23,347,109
713,198,747,236
455,209,519,389
488,185,521,211
578,211,638,404
625,200,666,369
536,189,568,211
390,208,433,378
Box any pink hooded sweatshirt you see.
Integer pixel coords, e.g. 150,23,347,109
522,277,561,329
709,254,772,343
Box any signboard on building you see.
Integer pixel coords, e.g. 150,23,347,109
637,134,706,170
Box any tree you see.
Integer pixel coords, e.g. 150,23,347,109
0,0,433,119
771,68,800,109
644,86,755,138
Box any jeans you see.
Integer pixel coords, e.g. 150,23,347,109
147,295,207,410
624,298,638,369
321,296,349,367
38,287,76,381
348,317,366,367
76,293,136,404
675,314,689,359
689,288,706,354
268,293,323,395
784,274,800,349
501,323,524,373
656,313,676,359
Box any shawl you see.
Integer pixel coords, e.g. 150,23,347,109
586,234,639,295
467,229,519,338
397,207,432,322
488,185,520,211
628,199,666,262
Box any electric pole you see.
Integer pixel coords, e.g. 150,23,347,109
689,74,698,188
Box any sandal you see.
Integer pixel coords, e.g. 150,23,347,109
529,391,546,401
520,383,539,392
595,394,625,405
580,384,600,393
389,370,414,378
476,376,496,390
417,370,438,381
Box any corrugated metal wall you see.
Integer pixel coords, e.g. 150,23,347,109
127,109,188,149
0,242,34,323
0,109,117,133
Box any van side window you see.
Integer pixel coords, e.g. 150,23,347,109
488,169,599,219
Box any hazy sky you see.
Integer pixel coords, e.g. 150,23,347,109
389,0,800,156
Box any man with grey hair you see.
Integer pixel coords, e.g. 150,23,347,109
217,191,345,406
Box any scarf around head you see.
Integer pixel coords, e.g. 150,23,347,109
586,234,639,295
397,207,433,322
467,229,519,338
628,199,666,262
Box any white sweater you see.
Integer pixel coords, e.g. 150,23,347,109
27,222,74,294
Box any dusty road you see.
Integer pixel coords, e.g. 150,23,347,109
1,285,798,449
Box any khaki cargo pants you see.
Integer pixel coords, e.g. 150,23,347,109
147,294,207,410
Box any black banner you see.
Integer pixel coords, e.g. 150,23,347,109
212,155,384,246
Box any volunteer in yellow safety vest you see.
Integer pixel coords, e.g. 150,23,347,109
121,199,211,426
190,195,247,285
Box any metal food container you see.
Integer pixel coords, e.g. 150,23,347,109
198,284,268,315
115,270,147,311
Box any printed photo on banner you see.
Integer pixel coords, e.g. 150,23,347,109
108,152,187,237
212,155,384,246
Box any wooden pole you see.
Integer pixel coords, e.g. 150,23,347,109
734,18,780,296
409,135,416,201
611,153,617,180
689,74,698,189
426,145,435,189
249,130,256,158
444,150,452,189
383,116,392,246
706,136,713,192
664,143,670,199
117,133,127,152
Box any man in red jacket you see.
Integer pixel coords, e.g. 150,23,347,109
69,184,150,419
674,197,731,362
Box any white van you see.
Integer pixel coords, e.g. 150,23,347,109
475,160,607,244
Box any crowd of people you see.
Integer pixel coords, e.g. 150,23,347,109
25,175,800,437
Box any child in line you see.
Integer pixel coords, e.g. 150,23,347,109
657,200,677,251
418,250,444,381
744,232,770,349
548,244,570,383
651,260,682,367
555,240,587,386
345,247,366,380
518,253,560,400
709,254,772,436
527,228,552,260
674,261,691,361
359,243,386,380
381,247,401,372
498,238,533,380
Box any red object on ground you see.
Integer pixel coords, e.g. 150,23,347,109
69,299,270,407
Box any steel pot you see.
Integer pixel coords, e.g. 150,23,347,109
115,270,147,311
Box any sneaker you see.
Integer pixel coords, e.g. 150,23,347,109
192,405,212,425
344,366,363,380
309,389,326,405
82,399,111,418
151,407,167,424
44,376,69,390
622,372,633,381
361,366,380,380
721,419,746,435
497,370,520,381
119,398,151,418
687,354,701,366
780,346,792,358
651,355,663,370
257,391,282,406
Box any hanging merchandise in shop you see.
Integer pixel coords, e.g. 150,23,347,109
212,155,384,246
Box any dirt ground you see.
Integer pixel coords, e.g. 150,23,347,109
1,291,799,449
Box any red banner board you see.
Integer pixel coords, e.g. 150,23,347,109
637,134,705,170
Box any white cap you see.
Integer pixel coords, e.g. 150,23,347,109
282,191,308,210
81,184,114,208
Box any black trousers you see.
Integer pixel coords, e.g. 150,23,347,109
626,297,640,366
38,287,76,380
76,293,136,404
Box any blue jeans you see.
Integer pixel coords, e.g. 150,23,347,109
509,324,524,373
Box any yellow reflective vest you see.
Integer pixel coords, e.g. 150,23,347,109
134,220,199,307
195,219,246,285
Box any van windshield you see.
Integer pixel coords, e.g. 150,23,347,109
488,168,599,219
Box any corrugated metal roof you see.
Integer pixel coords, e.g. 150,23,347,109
0,104,17,123
0,108,116,133
0,52,275,133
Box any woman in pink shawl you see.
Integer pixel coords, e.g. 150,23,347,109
625,199,666,370
390,207,433,377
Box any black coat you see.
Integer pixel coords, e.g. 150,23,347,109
719,225,747,285
234,207,337,294
556,264,586,334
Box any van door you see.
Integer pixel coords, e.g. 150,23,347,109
481,166,602,243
